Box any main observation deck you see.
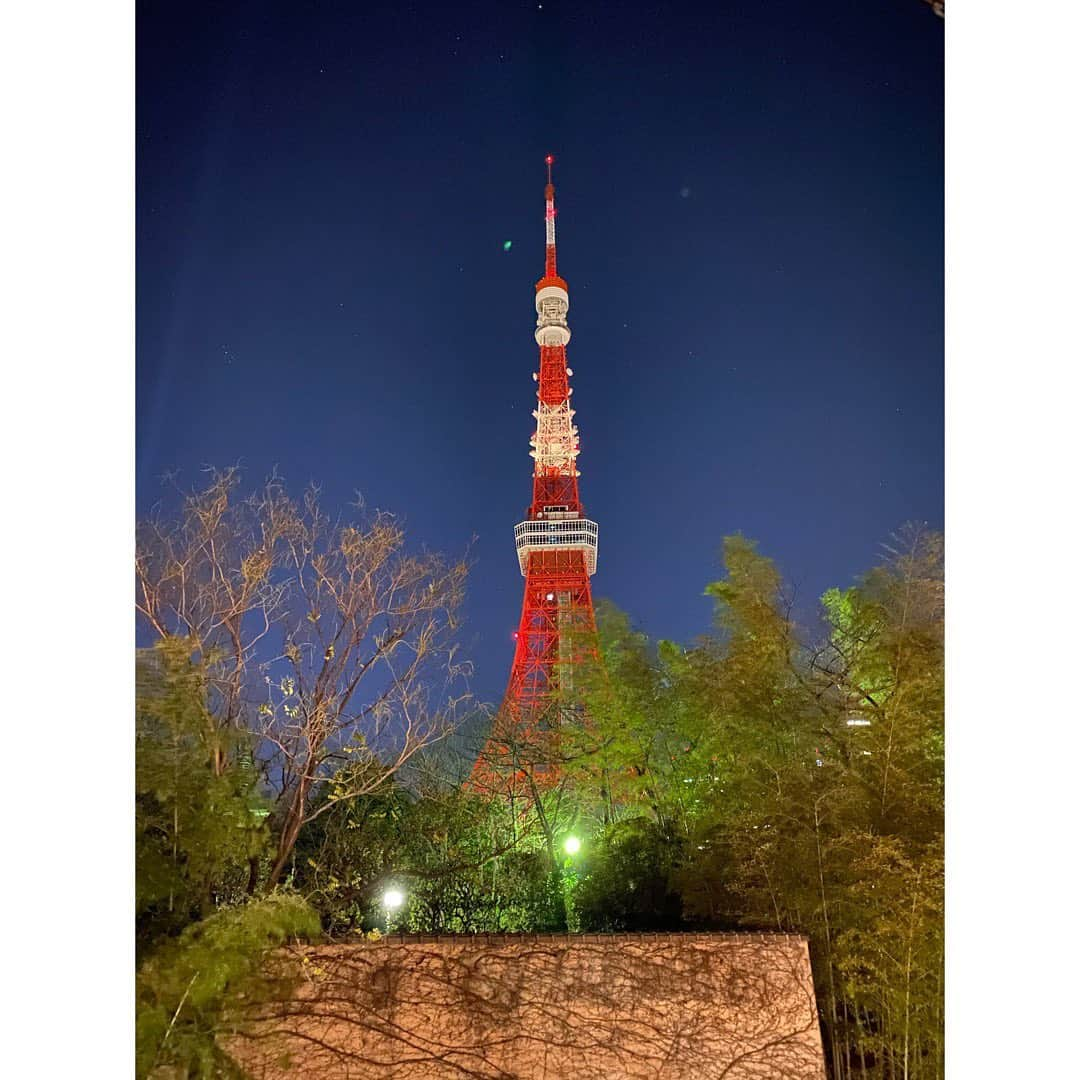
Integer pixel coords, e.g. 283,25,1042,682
514,515,599,576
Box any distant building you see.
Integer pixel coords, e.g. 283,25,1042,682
228,932,827,1079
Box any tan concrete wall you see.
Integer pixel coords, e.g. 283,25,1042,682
229,932,827,1079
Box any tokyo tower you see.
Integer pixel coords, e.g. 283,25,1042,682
474,157,600,791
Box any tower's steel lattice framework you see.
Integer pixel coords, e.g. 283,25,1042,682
476,158,600,787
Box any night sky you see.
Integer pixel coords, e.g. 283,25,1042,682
137,0,943,707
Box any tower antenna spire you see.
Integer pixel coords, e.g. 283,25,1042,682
543,154,559,280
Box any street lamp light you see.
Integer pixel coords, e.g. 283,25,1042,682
563,835,581,856
383,888,405,910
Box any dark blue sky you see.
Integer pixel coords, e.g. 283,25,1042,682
137,0,943,707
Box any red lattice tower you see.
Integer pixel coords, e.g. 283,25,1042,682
473,157,600,793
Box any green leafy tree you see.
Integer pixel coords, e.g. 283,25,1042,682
136,638,270,952
576,816,683,931
136,639,321,1078
814,525,944,840
294,770,562,935
676,527,945,1078
566,601,728,842
562,529,945,1077
835,836,944,1080
136,894,320,1079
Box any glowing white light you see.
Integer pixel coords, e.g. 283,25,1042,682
563,836,581,855
383,889,404,910
546,592,555,601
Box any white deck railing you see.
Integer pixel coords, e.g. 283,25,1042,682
514,518,599,576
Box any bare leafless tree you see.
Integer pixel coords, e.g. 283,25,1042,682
136,468,291,774
136,469,472,888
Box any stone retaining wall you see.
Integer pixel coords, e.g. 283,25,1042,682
228,932,827,1079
